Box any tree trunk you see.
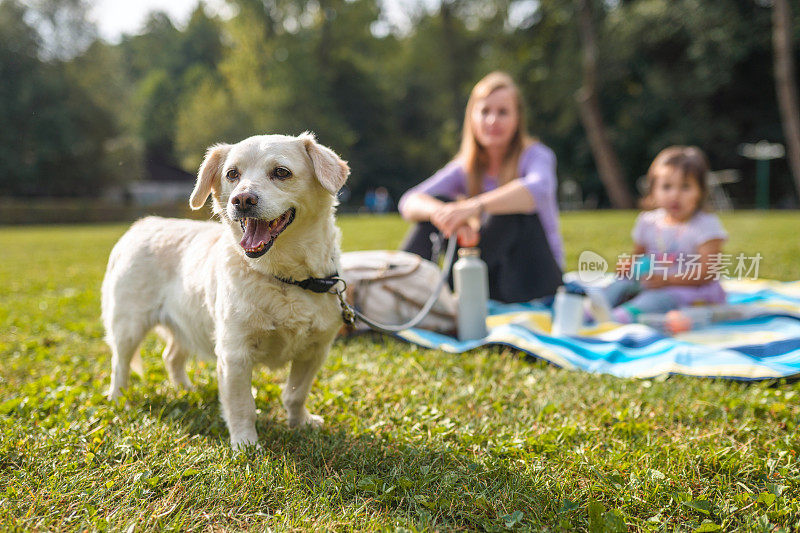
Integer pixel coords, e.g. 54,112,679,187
773,0,800,200
574,0,634,208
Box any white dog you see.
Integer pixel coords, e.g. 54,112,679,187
102,133,349,448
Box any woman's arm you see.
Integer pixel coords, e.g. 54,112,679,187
417,144,557,235
431,180,536,237
398,161,466,222
401,191,481,245
476,179,536,214
399,192,447,223
643,239,725,288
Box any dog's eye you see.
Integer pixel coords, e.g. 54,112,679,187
226,168,240,181
271,167,292,180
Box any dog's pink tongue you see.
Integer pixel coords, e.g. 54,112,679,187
240,220,271,249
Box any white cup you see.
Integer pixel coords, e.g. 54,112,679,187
551,287,583,336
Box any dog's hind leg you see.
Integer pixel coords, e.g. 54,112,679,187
106,322,149,400
156,326,193,390
282,346,328,429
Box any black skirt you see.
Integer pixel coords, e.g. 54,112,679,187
400,212,563,303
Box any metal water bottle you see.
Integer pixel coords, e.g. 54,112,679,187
453,247,489,341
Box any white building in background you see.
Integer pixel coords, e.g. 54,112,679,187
105,160,194,206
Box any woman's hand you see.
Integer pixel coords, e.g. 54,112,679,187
431,198,481,237
455,225,480,247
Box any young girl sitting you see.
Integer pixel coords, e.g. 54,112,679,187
589,146,728,324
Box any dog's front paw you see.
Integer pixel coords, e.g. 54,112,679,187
288,411,324,429
230,431,260,450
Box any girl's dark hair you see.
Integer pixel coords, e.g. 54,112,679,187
640,145,710,212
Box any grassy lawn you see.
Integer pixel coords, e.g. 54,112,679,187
1,211,799,531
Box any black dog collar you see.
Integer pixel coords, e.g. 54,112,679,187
274,274,355,326
275,274,342,294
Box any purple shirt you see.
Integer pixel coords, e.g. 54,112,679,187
398,142,564,266
632,208,729,304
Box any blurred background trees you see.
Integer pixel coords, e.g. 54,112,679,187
1,0,798,208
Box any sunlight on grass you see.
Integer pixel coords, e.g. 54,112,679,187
1,212,799,531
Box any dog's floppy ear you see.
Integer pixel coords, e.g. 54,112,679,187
300,132,349,195
190,143,231,210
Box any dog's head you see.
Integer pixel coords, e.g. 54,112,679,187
189,133,349,259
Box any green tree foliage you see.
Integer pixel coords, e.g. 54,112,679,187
601,0,780,180
0,0,116,197
3,0,799,204
0,1,43,194
26,0,96,59
176,0,408,196
120,8,225,167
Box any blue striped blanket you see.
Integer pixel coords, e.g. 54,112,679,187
394,278,800,380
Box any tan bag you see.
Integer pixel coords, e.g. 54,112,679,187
339,250,457,334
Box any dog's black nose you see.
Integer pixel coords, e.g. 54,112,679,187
232,192,258,210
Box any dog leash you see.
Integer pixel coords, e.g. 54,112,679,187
275,234,459,334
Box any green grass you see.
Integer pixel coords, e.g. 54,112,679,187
1,211,799,531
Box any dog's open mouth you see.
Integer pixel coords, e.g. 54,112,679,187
238,208,295,258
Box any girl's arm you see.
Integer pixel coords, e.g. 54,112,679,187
643,239,725,288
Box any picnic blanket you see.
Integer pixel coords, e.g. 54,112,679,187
393,278,800,380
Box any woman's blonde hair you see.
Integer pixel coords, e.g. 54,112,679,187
641,146,710,213
457,71,534,197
